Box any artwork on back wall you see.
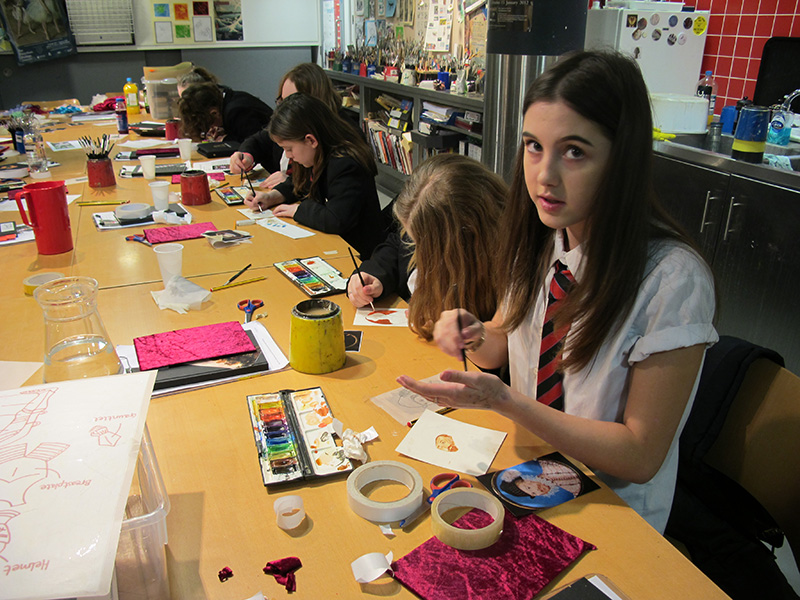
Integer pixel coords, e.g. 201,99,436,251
0,0,76,65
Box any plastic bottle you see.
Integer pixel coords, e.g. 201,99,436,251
124,77,140,115
115,98,129,134
696,70,718,126
24,127,50,178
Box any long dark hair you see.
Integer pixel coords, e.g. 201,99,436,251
268,93,376,199
497,50,703,372
394,154,506,340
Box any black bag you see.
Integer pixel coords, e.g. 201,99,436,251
665,336,798,599
197,141,240,158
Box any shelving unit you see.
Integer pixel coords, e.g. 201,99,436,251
326,70,484,195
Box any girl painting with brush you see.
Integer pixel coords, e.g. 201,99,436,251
346,153,506,342
397,50,718,533
243,93,385,259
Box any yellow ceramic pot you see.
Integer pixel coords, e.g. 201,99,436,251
290,299,346,374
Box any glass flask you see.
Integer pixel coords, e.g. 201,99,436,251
34,276,123,383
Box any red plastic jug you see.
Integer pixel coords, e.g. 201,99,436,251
16,180,74,255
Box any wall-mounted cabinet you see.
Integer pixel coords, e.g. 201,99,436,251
326,71,484,196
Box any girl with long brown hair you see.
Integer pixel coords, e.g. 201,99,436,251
243,93,385,259
347,153,506,341
397,50,718,533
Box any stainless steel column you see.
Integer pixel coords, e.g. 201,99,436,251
483,0,587,180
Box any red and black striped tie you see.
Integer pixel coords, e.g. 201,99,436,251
536,260,575,410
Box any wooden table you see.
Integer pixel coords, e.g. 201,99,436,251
1,117,728,600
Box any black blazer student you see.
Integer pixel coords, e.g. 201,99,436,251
243,94,386,259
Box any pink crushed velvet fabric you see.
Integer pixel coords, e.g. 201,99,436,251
133,321,255,371
263,556,302,592
392,510,595,600
143,222,216,244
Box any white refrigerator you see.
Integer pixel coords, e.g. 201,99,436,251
584,1,711,96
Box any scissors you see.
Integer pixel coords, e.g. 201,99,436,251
427,472,472,504
237,298,264,323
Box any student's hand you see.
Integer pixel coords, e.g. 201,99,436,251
230,151,254,174
347,272,384,307
272,203,298,219
396,369,511,411
262,170,288,189
244,189,281,211
433,309,484,360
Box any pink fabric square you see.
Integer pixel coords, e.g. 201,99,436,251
392,511,595,600
133,321,256,371
144,222,216,244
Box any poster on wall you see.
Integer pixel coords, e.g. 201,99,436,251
214,0,243,41
425,0,453,52
0,0,76,65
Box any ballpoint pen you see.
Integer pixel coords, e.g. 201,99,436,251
348,247,375,311
221,263,252,287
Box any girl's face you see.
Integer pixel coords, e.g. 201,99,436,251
274,134,318,168
522,100,612,248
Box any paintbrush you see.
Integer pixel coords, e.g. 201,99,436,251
454,283,468,371
348,247,375,311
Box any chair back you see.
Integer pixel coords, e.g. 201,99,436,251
704,358,800,572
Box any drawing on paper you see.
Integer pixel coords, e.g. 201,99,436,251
435,433,458,452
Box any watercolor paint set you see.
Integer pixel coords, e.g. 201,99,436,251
247,387,353,486
273,256,348,297
214,185,250,206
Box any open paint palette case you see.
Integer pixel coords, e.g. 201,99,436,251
273,256,348,297
247,387,354,486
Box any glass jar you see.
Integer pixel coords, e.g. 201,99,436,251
34,277,123,383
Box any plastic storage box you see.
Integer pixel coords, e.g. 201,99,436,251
144,78,180,121
112,426,171,600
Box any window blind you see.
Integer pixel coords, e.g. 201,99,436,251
65,0,134,45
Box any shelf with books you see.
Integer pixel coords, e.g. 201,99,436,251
326,70,484,191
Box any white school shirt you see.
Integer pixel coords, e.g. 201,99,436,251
507,231,718,533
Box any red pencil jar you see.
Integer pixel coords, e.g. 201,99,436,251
180,169,211,205
87,158,116,188
165,119,181,140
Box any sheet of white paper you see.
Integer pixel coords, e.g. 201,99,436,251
395,410,506,475
114,321,289,397
191,157,232,173
46,140,83,152
0,361,42,389
0,371,156,599
0,228,35,245
115,139,172,149
0,194,80,212
370,374,443,425
255,215,315,239
353,307,409,327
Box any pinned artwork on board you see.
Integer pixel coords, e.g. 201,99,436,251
175,3,190,20
0,0,76,65
194,16,213,41
214,0,243,41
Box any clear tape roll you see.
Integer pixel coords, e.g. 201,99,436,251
430,488,505,550
115,202,151,220
346,460,424,523
23,272,65,296
273,495,305,530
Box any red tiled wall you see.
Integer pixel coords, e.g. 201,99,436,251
693,0,800,113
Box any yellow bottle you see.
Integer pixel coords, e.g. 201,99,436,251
124,78,140,115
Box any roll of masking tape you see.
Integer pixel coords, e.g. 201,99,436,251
347,460,424,523
23,272,65,296
273,495,305,530
430,488,505,551
115,202,152,221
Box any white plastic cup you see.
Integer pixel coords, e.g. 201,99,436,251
177,138,193,161
149,181,170,211
153,243,183,287
138,155,156,180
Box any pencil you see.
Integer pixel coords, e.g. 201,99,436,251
77,200,129,206
454,284,468,371
221,263,251,287
348,247,375,311
209,275,265,292
407,407,455,427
